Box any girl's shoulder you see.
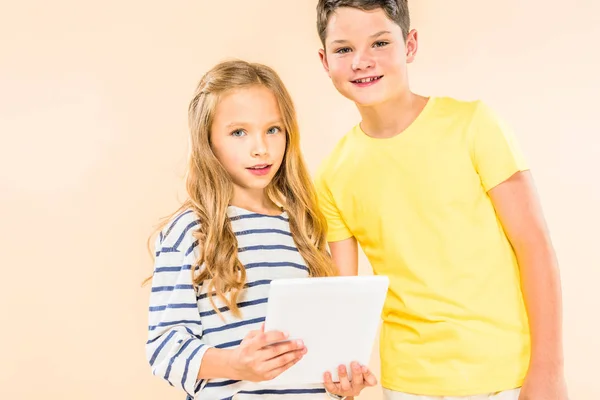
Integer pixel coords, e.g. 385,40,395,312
157,208,200,251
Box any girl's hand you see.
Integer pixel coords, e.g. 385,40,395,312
323,362,378,398
228,324,307,382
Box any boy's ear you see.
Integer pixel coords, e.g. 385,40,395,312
405,29,419,63
318,48,331,76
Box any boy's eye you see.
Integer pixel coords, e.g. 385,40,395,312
231,129,246,137
267,126,282,135
335,47,351,54
373,41,389,48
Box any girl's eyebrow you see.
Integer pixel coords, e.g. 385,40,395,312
225,119,283,129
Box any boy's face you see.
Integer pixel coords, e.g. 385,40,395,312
319,7,417,107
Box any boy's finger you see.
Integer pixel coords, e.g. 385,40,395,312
362,365,378,386
350,362,364,387
338,365,351,392
323,372,338,393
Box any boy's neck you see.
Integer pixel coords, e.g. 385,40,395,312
357,91,429,139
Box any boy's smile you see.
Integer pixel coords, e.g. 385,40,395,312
351,75,384,87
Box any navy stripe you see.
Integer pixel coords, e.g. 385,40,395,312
156,220,199,256
245,279,272,288
234,228,292,237
230,213,288,222
199,297,269,318
172,220,199,249
244,261,307,271
215,339,242,349
185,240,199,257
164,209,194,238
202,317,265,336
240,388,327,395
204,379,241,388
149,303,197,312
239,244,298,253
154,264,192,274
152,284,194,293
155,247,179,256
197,280,271,301
194,378,204,394
149,330,176,366
147,326,197,344
148,319,202,331
164,338,194,381
181,343,204,393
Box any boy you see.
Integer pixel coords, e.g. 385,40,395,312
313,1,569,399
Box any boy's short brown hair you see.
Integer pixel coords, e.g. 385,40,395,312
316,0,410,47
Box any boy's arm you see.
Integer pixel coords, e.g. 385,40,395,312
469,101,567,398
488,171,567,398
329,237,359,276
327,237,364,400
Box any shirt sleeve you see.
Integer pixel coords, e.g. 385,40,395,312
469,101,529,192
145,212,211,398
314,165,353,242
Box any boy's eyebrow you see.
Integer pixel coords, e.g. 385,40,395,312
329,30,392,46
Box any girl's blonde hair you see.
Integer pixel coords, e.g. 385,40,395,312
147,60,338,316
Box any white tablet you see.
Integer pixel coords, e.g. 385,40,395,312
261,275,389,386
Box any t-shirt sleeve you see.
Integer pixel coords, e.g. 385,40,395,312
314,165,353,242
470,101,529,192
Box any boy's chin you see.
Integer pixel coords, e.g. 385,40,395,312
347,94,388,108
338,88,388,107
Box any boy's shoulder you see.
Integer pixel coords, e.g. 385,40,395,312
430,95,484,118
314,125,362,184
431,95,501,125
315,96,498,184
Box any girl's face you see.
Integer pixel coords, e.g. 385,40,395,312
210,85,287,203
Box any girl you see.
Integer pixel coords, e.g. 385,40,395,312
145,60,377,400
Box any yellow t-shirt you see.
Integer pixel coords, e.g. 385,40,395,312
314,97,531,396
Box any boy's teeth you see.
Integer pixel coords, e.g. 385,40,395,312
356,77,378,83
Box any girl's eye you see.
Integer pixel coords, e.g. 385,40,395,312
373,41,389,48
231,129,246,137
267,126,282,135
335,47,351,54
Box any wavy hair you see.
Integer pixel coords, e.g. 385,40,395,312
146,60,337,317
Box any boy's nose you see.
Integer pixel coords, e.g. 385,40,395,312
351,53,374,70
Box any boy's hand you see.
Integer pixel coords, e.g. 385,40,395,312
519,366,569,400
323,362,377,398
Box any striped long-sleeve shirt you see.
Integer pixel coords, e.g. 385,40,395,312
146,206,329,400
